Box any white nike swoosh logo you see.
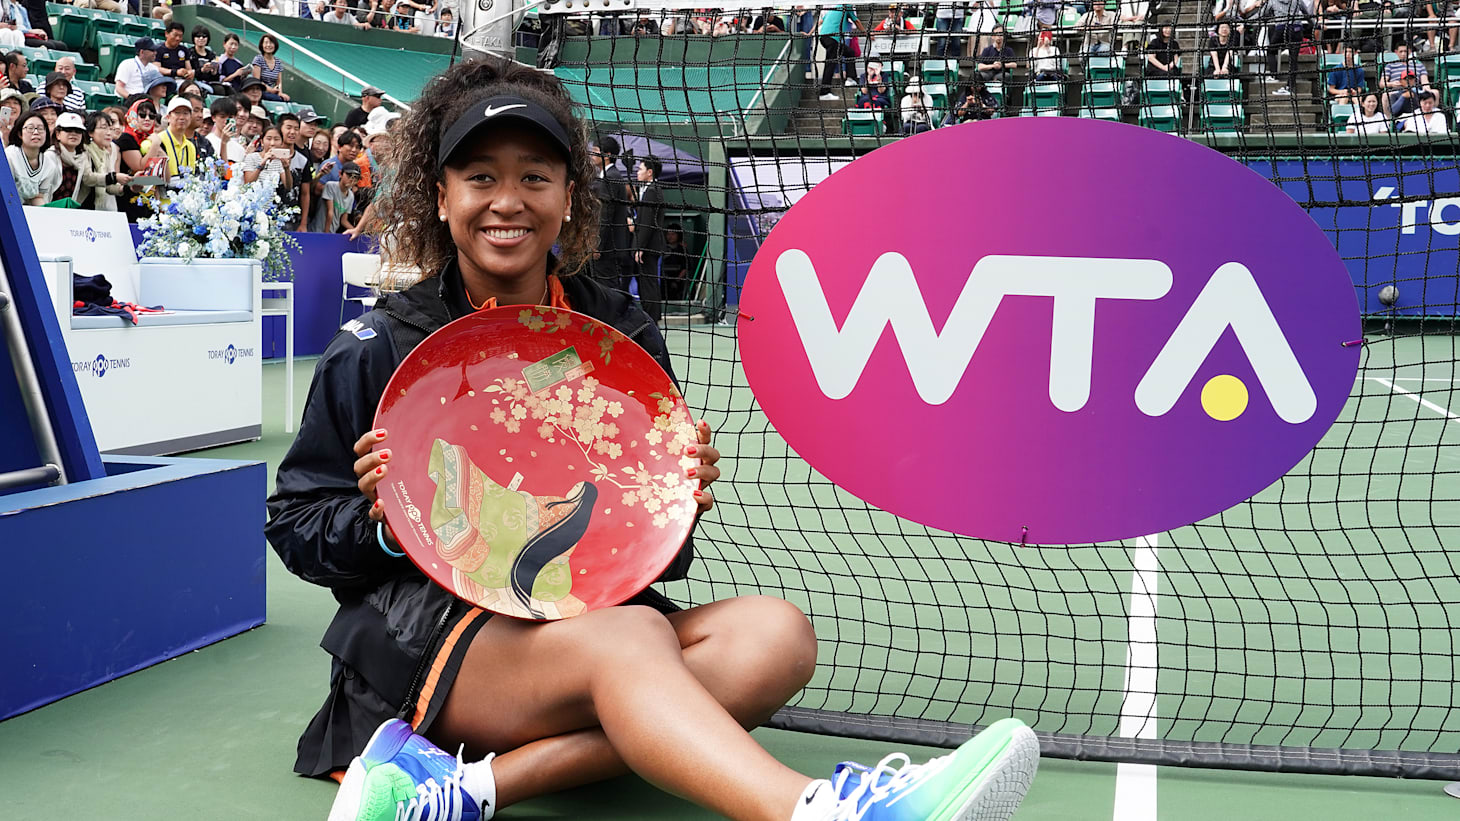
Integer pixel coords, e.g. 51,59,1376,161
483,104,527,118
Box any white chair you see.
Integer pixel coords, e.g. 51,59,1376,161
260,281,295,434
341,252,423,325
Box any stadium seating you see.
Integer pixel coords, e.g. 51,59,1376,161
1201,101,1244,132
920,58,959,85
842,108,885,136
1081,79,1121,108
1029,79,1063,112
1142,78,1182,106
94,31,137,81
1203,77,1242,103
1328,101,1356,128
1139,104,1181,132
1078,106,1121,122
1084,55,1125,80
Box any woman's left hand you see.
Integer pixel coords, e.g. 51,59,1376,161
687,419,720,515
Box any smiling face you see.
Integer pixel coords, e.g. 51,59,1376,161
224,37,239,56
436,122,574,289
165,28,182,48
243,85,263,105
91,117,114,147
260,128,281,152
1362,93,1379,114
17,115,46,150
167,105,191,133
56,127,83,149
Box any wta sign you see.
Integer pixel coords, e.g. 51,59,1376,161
739,118,1361,545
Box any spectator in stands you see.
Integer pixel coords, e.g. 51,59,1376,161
1210,0,1248,46
48,110,87,204
945,81,998,123
215,33,252,92
1427,0,1460,54
1119,0,1150,50
1326,45,1365,101
243,103,270,151
29,97,60,133
344,86,384,129
311,129,360,230
854,78,893,108
251,34,291,102
1399,90,1448,132
308,130,330,163
190,27,222,90
1263,0,1311,96
115,38,174,101
630,15,658,35
7,110,58,204
1077,1,1118,53
322,0,363,25
1388,70,1426,115
77,110,130,210
361,0,392,28
1206,21,1240,75
141,96,198,180
1031,30,1066,79
180,88,212,163
976,26,1017,83
899,77,935,134
319,160,358,233
238,76,267,111
206,95,246,167
0,88,21,144
589,135,632,289
816,4,864,101
1345,90,1390,132
633,155,666,321
42,73,78,114
76,0,124,12
1144,21,1181,77
661,221,692,300
436,7,456,37
1024,0,1061,31
52,58,86,112
295,106,322,153
874,5,916,31
157,23,199,92
1319,0,1352,53
1382,44,1431,114
277,112,312,230
243,122,292,200
750,9,786,32
933,2,966,58
2,51,32,94
151,0,173,24
0,0,63,50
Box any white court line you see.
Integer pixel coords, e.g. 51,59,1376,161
1354,376,1458,383
1113,534,1160,821
1370,378,1460,423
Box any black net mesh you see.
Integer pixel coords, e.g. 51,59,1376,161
512,3,1460,775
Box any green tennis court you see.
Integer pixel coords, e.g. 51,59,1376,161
1,328,1456,818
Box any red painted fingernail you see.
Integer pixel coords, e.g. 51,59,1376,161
379,449,391,461
374,466,385,475
374,429,386,438
685,446,697,456
693,490,704,498
687,468,698,478
373,500,382,509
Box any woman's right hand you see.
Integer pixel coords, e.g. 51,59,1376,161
116,172,133,185
353,427,391,521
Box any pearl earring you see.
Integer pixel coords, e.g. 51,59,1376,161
564,213,571,223
439,214,446,222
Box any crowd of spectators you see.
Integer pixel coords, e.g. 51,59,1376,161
4,26,407,229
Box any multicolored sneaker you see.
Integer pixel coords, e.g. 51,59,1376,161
827,718,1039,821
327,719,496,821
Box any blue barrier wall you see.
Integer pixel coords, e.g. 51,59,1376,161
129,227,372,359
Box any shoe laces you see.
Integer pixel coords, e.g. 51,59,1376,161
829,751,954,821
394,748,491,821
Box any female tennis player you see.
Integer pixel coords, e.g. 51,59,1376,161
265,55,1039,821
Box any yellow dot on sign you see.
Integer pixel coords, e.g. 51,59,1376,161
1201,374,1249,421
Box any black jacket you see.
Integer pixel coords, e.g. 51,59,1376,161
635,181,668,256
593,166,633,256
265,260,694,774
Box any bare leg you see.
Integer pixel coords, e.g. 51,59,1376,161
429,596,819,821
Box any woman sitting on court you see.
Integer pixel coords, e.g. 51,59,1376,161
265,55,1039,821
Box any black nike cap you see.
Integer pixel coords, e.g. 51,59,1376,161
437,94,573,171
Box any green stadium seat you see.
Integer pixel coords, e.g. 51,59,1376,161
1034,107,1062,116
1203,77,1242,102
1328,100,1356,126
94,31,137,81
1446,84,1460,110
1201,102,1244,132
119,17,152,39
1078,106,1121,121
43,49,97,82
262,100,291,118
920,59,958,86
1029,79,1063,112
1082,79,1120,108
84,88,123,110
1084,55,1124,81
1142,78,1181,105
841,109,885,136
924,82,949,112
1437,54,1460,87
1139,103,1181,132
52,6,96,51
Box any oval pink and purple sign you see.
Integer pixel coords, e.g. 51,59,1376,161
738,118,1361,545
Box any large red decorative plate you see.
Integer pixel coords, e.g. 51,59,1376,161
374,305,699,620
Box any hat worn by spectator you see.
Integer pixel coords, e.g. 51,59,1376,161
238,76,267,92
360,86,384,98
165,96,193,114
437,94,572,170
45,71,71,92
365,105,400,130
55,111,85,131
340,161,361,176
250,104,270,121
30,97,62,112
135,36,157,52
297,106,323,123
0,88,21,105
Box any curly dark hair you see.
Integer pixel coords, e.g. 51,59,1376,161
373,55,600,282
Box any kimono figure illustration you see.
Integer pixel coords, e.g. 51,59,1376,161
427,438,597,619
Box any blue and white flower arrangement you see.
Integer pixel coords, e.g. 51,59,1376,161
136,160,302,282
